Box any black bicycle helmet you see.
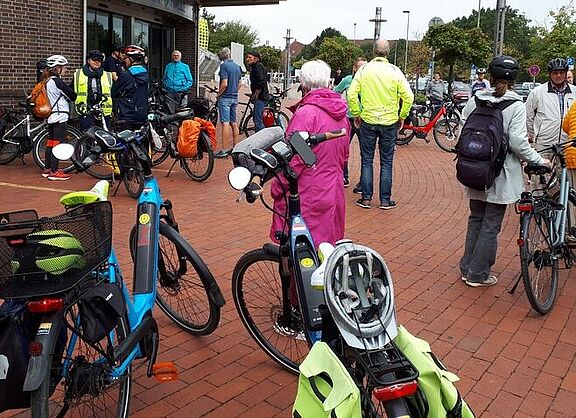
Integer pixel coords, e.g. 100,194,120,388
548,58,568,72
488,55,519,81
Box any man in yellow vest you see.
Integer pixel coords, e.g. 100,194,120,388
74,50,113,131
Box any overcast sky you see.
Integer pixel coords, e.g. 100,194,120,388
206,0,571,49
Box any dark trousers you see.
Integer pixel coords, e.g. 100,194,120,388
45,122,67,171
459,199,507,282
343,117,359,181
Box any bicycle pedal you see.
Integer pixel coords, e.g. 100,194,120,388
152,362,178,382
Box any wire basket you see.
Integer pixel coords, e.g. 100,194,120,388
0,201,112,299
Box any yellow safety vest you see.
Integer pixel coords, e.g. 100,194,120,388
74,69,113,116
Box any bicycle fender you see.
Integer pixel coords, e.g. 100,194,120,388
262,243,280,257
23,310,65,392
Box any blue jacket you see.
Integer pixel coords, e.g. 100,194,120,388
163,61,193,93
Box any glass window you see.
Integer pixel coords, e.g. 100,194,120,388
133,20,149,52
86,9,110,52
112,14,129,48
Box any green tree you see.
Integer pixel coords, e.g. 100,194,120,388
208,20,259,54
297,27,343,61
316,37,363,74
201,8,222,32
256,45,282,72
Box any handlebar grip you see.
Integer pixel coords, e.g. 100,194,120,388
308,128,347,146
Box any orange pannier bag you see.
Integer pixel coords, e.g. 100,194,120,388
177,117,217,158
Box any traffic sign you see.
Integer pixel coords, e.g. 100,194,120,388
568,57,574,70
529,65,540,77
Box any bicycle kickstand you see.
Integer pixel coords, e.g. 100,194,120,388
508,271,523,295
165,159,178,177
111,179,122,197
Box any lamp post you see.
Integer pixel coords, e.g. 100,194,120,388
354,22,357,40
477,0,481,28
403,10,410,74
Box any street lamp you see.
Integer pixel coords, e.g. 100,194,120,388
403,10,410,74
477,0,481,28
354,22,357,40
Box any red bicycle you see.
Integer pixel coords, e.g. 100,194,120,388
396,99,461,152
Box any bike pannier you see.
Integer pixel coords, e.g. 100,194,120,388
78,282,125,344
0,300,40,411
177,118,216,158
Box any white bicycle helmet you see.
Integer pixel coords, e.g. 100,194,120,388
323,241,397,350
46,55,68,68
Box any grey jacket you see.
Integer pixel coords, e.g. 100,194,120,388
462,89,546,204
426,79,444,101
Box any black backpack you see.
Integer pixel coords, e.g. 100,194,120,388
455,97,519,191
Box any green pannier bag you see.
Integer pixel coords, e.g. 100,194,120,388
394,325,475,418
292,341,361,418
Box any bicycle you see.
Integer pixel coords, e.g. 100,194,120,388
238,88,291,138
0,126,225,417
200,85,219,125
228,127,425,417
396,96,461,152
511,140,576,314
0,101,82,170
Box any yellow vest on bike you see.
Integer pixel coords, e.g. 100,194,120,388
74,69,113,116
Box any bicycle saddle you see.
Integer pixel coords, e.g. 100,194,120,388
524,164,552,175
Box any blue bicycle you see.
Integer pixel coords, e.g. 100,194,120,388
0,116,224,417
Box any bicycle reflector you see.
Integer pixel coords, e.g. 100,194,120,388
516,200,533,212
373,380,419,401
27,298,64,313
262,108,275,128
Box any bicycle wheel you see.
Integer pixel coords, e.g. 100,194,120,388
240,110,256,138
396,117,416,145
232,248,310,374
129,222,221,334
180,131,214,182
30,308,131,418
75,134,115,180
0,120,21,164
433,117,460,152
520,210,559,314
275,111,290,130
150,123,174,167
121,152,144,199
33,125,83,173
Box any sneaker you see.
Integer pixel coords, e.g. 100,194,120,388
356,199,371,209
465,275,498,287
353,184,362,195
379,200,397,210
47,170,71,181
344,178,350,187
41,169,51,178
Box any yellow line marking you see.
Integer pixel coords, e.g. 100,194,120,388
0,181,74,193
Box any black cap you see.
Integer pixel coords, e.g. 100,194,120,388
87,50,105,62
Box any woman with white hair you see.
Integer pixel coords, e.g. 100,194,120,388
270,60,351,249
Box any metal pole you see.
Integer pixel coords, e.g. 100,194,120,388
354,22,357,40
493,0,506,57
403,10,410,74
284,29,292,91
477,0,481,28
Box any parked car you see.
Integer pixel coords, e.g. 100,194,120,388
451,81,471,102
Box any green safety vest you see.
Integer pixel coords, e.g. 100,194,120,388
74,69,113,116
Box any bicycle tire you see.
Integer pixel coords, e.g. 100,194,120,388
275,111,290,130
150,123,174,167
433,117,460,152
75,134,115,180
520,211,559,314
121,152,144,199
30,309,131,418
0,119,22,164
240,110,256,138
396,115,417,145
180,131,214,182
33,125,83,173
129,222,221,334
232,248,310,374
208,106,218,125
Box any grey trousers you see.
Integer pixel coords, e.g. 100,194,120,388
459,199,507,282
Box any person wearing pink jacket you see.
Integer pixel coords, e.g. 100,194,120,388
269,60,351,246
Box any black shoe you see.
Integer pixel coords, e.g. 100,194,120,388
356,198,371,209
353,185,362,194
379,200,397,210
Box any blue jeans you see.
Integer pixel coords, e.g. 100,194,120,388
359,121,397,203
253,99,266,132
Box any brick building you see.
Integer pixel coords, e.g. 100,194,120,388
0,0,284,107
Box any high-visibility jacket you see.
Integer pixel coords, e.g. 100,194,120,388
74,69,113,116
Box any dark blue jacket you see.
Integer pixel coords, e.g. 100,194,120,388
111,65,149,126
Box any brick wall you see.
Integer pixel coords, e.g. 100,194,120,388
0,0,83,108
175,18,198,96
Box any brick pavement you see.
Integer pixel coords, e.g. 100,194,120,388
1,124,575,417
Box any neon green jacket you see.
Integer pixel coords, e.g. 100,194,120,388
347,57,413,125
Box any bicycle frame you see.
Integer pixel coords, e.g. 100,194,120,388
2,112,46,144
403,104,447,134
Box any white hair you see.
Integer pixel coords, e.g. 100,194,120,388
300,60,331,91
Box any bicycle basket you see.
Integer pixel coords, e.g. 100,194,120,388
187,97,210,119
0,201,112,299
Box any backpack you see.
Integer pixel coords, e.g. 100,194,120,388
177,118,216,158
29,78,52,120
455,97,518,191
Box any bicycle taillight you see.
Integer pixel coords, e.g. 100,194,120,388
373,380,419,401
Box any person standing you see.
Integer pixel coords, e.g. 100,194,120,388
471,67,491,96
347,39,413,210
73,50,113,131
42,55,77,181
246,50,269,132
103,44,125,80
459,56,549,287
163,50,193,114
334,57,367,187
567,70,573,85
215,47,241,159
111,45,149,130
526,58,576,150
426,72,445,110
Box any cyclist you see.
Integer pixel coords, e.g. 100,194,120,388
162,50,193,114
73,50,113,131
103,43,125,80
215,47,242,159
526,58,576,151
471,67,491,96
111,45,149,130
426,72,445,116
459,56,549,287
246,50,269,132
43,55,77,181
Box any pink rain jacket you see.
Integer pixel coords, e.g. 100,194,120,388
269,88,350,246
